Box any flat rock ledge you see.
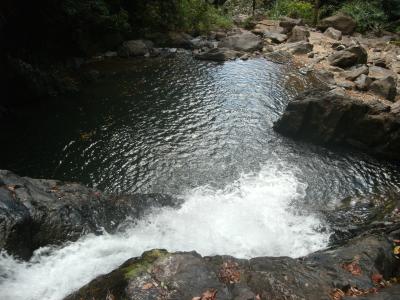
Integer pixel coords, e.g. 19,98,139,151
0,170,177,259
274,89,400,161
64,230,400,300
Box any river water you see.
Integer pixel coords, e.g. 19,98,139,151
1,54,400,300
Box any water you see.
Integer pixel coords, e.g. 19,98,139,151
1,54,400,300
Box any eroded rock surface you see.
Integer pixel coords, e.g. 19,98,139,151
0,170,177,259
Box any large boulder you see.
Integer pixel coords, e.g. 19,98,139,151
274,89,400,159
194,48,242,61
368,65,397,81
0,170,176,259
263,31,288,43
318,13,357,35
64,233,400,300
219,31,263,52
280,41,313,55
342,64,369,81
166,32,194,49
118,40,153,57
324,27,342,40
370,76,397,101
355,74,373,91
279,16,303,34
328,45,368,68
287,25,310,43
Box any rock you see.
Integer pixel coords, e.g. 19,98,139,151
0,170,177,259
324,27,342,40
315,69,335,85
342,65,369,81
372,57,387,68
328,45,368,68
274,89,400,159
104,51,118,58
263,31,287,43
194,48,242,61
64,233,400,300
318,13,357,35
279,17,303,34
287,25,310,43
368,65,397,81
370,77,397,101
281,41,313,55
355,74,372,91
118,40,152,57
167,32,194,49
219,31,263,52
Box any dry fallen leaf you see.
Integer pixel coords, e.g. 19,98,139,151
192,289,217,300
329,288,344,300
372,273,383,284
142,282,154,290
342,257,362,276
218,261,240,284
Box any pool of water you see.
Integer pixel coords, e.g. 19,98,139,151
1,54,400,300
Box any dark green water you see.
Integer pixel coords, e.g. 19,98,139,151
1,54,400,205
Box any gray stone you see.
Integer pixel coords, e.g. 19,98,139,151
283,41,313,55
324,27,342,40
328,45,368,68
279,17,303,33
118,40,152,57
342,65,369,81
219,31,263,52
287,25,310,43
368,65,397,81
318,13,357,35
354,74,372,91
263,31,287,43
194,48,241,61
370,76,397,101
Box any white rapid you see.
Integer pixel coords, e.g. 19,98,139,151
0,163,330,300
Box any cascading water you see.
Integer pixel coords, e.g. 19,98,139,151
0,163,329,300
1,55,400,300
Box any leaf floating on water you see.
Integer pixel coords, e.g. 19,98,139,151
342,256,362,276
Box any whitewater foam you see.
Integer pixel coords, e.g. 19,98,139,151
0,164,330,300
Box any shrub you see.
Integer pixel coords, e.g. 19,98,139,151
267,0,314,23
340,0,388,32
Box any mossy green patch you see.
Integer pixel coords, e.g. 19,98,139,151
123,249,169,279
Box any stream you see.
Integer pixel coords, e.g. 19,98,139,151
1,54,400,300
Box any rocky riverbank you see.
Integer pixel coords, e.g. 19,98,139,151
1,170,400,299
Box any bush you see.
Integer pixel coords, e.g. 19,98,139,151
267,0,314,23
340,0,388,32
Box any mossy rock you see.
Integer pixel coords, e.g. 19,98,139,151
64,249,169,300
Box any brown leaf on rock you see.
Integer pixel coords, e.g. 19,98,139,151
372,273,383,284
142,282,154,290
192,289,217,300
218,261,240,284
342,257,362,276
329,288,345,300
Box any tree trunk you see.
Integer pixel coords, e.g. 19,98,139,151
252,0,256,16
313,0,321,26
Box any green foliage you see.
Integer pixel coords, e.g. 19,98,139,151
339,0,388,32
267,0,314,23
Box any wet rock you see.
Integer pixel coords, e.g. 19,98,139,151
287,25,310,43
342,65,369,81
64,233,400,300
370,77,397,101
194,48,242,61
318,14,357,35
328,45,368,68
274,89,400,159
324,27,342,40
118,40,153,57
219,31,263,52
355,74,373,91
0,170,177,260
279,17,303,34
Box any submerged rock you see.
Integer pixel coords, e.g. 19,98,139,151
273,89,400,160
0,170,177,259
64,232,400,300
